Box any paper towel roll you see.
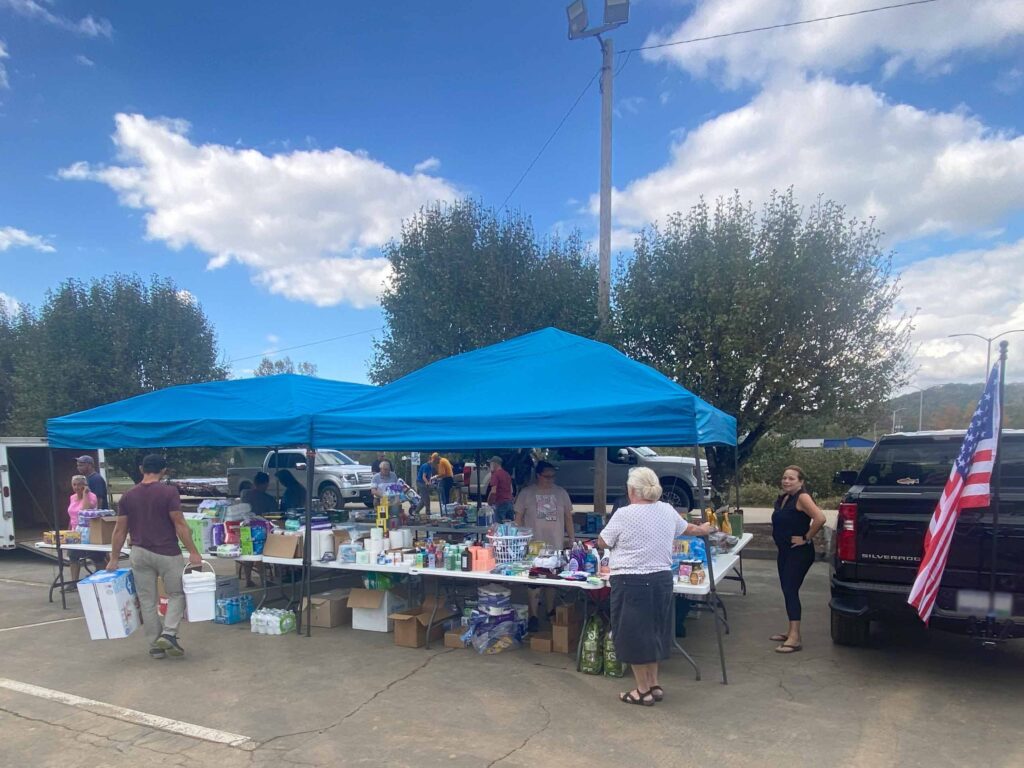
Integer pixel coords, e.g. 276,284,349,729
370,527,384,541
367,539,384,555
382,536,392,550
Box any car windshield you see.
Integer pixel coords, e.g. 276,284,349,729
858,436,1024,488
634,447,658,457
316,450,356,466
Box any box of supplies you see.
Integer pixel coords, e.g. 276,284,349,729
78,569,141,640
348,588,407,632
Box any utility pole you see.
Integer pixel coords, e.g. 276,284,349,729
568,0,629,518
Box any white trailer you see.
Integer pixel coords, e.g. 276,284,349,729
0,437,107,549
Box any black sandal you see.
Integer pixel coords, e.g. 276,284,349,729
650,685,664,702
619,689,655,706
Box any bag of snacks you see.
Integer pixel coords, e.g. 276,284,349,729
579,615,604,675
603,627,625,677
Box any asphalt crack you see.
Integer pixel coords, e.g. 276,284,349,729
485,701,551,767
258,648,453,752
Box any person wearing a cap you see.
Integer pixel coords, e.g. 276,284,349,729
430,452,454,507
486,456,514,522
76,455,108,509
107,454,202,660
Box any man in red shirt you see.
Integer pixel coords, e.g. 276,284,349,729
107,454,202,659
486,456,515,522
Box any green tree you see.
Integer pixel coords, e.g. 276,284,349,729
4,275,226,477
370,199,599,383
253,356,317,377
614,190,911,487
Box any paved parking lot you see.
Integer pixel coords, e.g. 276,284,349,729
1,549,1023,768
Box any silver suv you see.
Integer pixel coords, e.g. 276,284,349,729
470,447,711,510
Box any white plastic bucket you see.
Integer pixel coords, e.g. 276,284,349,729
182,561,216,622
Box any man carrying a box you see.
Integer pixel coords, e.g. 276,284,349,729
107,454,202,659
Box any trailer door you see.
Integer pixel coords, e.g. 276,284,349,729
0,445,13,548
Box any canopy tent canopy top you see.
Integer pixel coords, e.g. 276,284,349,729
46,374,375,449
313,328,736,451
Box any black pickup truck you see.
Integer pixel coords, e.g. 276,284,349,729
830,430,1024,645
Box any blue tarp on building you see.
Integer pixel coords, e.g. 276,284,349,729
313,328,736,449
46,374,375,448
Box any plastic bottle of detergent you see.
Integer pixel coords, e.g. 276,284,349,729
599,549,611,577
584,548,599,575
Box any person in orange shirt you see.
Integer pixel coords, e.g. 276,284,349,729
430,452,454,507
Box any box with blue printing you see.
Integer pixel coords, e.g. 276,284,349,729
78,568,141,640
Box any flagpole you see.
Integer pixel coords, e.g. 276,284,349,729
987,342,1009,628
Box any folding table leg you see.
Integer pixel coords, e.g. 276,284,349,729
424,577,442,650
575,591,588,672
670,596,701,681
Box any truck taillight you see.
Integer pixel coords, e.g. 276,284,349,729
837,502,857,561
2,486,8,498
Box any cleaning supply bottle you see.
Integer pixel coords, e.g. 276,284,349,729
585,547,599,575
721,510,733,536
599,549,611,577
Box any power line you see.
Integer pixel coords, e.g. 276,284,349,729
623,0,941,55
498,67,601,212
227,326,383,364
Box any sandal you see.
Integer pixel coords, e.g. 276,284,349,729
619,689,655,706
769,634,788,642
650,685,664,702
775,643,803,654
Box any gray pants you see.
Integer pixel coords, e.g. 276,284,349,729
130,546,184,643
414,482,431,515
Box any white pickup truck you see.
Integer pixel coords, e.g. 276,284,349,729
226,449,373,510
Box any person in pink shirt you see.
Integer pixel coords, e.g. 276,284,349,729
67,474,98,583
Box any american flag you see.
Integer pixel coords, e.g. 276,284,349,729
908,361,1003,623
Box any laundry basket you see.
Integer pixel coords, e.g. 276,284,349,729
486,530,533,565
182,561,217,622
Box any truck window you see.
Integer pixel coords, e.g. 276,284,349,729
859,436,1024,488
557,448,594,461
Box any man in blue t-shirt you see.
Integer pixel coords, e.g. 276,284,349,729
76,455,108,509
413,459,433,516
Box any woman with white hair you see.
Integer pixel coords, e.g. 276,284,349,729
67,474,99,584
598,466,712,706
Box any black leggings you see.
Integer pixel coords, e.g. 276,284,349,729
777,543,815,621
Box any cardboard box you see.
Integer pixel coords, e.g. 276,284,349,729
44,530,82,545
263,533,301,559
554,603,579,626
88,517,117,546
302,588,351,628
530,631,553,653
348,588,407,632
78,569,141,640
444,630,468,649
389,597,456,648
552,622,581,654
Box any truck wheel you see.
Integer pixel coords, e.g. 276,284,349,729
830,609,870,646
318,485,342,511
661,482,694,511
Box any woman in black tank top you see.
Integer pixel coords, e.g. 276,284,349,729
770,465,826,653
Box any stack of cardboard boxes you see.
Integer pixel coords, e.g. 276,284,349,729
529,603,581,654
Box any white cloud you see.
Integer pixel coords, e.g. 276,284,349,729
0,225,55,252
75,54,94,67
603,77,1024,244
0,40,9,89
642,0,1024,87
59,114,460,307
175,289,197,306
413,156,441,174
615,96,645,117
897,238,1024,385
995,66,1024,94
0,291,19,314
0,0,112,38
266,334,279,345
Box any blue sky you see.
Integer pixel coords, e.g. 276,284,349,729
2,0,1023,387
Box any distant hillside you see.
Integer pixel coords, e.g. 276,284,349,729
887,382,1024,431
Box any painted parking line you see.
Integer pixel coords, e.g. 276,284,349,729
0,577,51,588
0,617,84,633
0,678,255,749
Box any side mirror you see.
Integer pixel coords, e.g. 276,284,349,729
834,470,858,486
295,462,307,471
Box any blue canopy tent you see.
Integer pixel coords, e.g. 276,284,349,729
314,328,738,682
44,374,375,619
47,374,374,448
313,328,736,449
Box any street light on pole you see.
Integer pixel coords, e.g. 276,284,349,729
948,329,1024,379
906,385,924,431
567,0,629,517
891,408,904,433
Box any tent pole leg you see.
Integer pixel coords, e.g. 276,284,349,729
693,444,728,683
49,449,67,610
304,445,315,637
